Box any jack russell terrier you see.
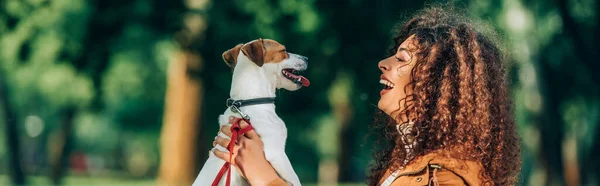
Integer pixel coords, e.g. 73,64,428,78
192,38,309,186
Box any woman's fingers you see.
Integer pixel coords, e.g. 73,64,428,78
228,116,238,125
212,136,240,164
220,124,233,137
228,117,258,139
237,121,258,139
212,149,233,163
215,136,230,148
244,127,259,139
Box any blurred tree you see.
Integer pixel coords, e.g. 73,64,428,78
49,107,75,184
157,0,209,185
457,0,599,185
0,73,25,185
316,1,424,182
1,0,185,184
554,0,599,184
0,0,94,185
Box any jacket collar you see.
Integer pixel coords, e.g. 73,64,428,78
396,151,493,185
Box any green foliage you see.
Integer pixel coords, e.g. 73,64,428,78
457,0,599,184
1,0,93,117
0,0,184,181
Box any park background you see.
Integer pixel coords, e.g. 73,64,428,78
0,0,598,185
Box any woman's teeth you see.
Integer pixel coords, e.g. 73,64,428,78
379,79,395,89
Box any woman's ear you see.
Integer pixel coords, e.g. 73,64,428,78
222,44,244,69
240,38,265,67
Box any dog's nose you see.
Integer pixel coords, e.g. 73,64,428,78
300,55,308,62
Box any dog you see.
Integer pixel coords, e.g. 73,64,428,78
192,38,309,186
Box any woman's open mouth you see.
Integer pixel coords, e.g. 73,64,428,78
282,69,310,87
379,79,395,95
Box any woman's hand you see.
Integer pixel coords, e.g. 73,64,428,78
213,117,282,186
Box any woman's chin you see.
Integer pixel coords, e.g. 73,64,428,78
377,100,385,111
376,105,390,116
377,101,399,117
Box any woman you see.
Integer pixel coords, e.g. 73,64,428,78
213,6,521,186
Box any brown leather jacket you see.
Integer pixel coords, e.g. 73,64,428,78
378,152,493,186
267,152,493,186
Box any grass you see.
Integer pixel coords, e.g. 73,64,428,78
0,175,154,186
1,175,365,186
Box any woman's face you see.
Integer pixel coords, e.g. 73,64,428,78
378,35,417,117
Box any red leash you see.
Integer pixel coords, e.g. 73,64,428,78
212,117,254,186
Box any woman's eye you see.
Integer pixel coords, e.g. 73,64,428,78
395,48,412,62
395,55,407,63
394,56,403,62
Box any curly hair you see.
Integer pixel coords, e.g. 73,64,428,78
367,6,521,186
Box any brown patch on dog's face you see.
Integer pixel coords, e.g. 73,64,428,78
239,38,289,67
222,44,243,69
262,39,289,63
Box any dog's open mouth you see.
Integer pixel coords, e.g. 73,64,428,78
282,69,310,87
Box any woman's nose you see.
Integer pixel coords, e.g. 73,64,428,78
378,59,389,71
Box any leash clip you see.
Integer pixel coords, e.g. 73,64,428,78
229,105,250,120
226,98,251,120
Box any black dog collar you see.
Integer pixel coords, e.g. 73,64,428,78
226,97,276,120
226,97,276,108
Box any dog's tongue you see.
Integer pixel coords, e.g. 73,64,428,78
286,70,311,87
300,76,310,87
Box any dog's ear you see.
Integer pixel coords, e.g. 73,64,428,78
241,38,265,67
222,44,243,69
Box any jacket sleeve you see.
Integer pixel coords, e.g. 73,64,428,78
266,178,288,186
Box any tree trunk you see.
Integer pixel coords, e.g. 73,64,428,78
0,74,26,185
337,102,353,183
157,52,204,186
590,125,600,185
157,1,209,184
318,71,353,185
538,61,566,185
556,0,600,184
49,107,76,185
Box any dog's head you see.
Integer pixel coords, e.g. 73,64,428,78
222,38,310,91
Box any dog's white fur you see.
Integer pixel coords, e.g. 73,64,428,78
192,41,305,186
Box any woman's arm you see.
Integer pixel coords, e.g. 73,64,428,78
213,117,287,186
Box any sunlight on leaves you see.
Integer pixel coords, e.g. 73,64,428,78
153,40,178,74
102,53,150,110
569,0,597,24
37,64,94,109
561,97,600,152
30,30,63,65
314,115,340,158
4,0,29,18
74,112,119,152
